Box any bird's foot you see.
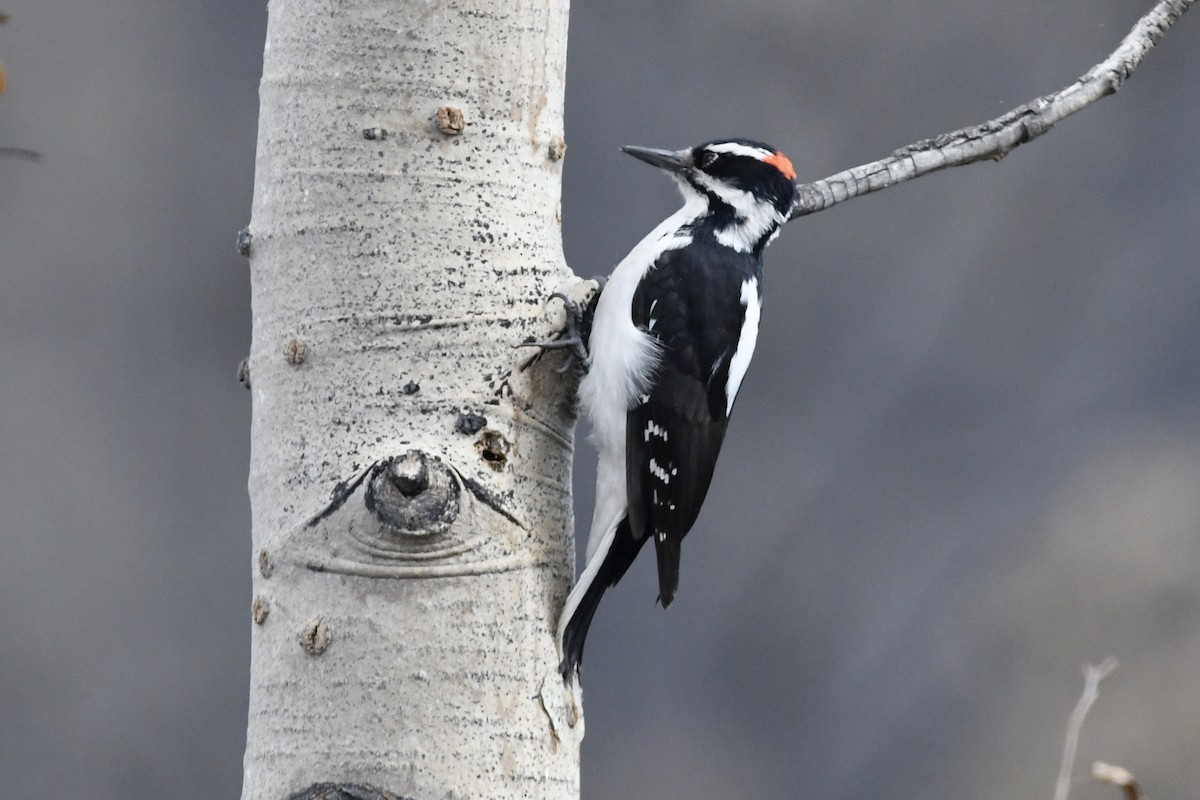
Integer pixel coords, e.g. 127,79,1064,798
517,277,605,373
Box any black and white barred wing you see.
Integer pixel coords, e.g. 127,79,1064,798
625,246,755,606
626,366,727,606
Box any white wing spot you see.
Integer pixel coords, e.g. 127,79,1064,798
644,420,668,442
649,458,671,484
658,531,667,542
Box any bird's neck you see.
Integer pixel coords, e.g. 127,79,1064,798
678,194,782,255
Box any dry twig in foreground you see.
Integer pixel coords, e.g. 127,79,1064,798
1094,760,1145,800
1055,658,1120,800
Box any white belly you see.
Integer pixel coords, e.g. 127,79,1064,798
578,197,703,456
577,196,704,559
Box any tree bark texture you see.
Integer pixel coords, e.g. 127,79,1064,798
243,1,580,798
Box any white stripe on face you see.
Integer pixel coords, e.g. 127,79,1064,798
706,142,772,160
690,171,783,253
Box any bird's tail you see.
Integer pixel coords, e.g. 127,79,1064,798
557,516,646,682
653,530,681,608
558,561,610,681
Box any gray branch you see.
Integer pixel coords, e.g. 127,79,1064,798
0,147,42,162
790,0,1194,220
1055,658,1119,800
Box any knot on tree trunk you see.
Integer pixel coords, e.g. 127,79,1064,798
271,449,540,578
288,783,412,800
366,451,460,536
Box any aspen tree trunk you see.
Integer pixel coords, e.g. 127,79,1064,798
242,0,582,797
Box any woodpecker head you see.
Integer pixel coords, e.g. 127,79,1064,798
622,138,798,253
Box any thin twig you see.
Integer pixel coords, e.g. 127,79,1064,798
1094,761,1145,800
1055,658,1120,800
0,147,42,162
790,0,1194,219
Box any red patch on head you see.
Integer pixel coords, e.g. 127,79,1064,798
763,151,796,180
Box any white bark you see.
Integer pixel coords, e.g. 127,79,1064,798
242,0,582,798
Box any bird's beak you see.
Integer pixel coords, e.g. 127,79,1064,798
620,146,691,174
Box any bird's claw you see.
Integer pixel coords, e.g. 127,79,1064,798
517,283,602,373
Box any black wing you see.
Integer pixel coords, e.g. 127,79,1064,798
626,244,759,606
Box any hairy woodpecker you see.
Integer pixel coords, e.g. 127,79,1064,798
558,138,798,681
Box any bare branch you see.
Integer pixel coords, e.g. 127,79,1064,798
1094,761,1145,800
790,0,1194,219
1055,658,1120,800
0,147,42,162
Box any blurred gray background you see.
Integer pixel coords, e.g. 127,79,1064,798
2,0,1198,798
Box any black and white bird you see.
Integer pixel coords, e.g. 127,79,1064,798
558,138,799,681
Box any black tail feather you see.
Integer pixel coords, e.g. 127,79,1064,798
559,517,647,681
559,565,609,680
653,531,681,607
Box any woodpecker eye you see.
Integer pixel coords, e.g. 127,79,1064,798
698,151,719,169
